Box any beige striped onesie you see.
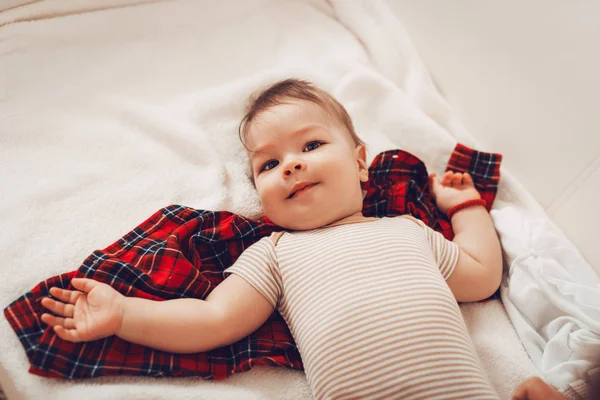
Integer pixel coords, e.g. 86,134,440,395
224,215,499,400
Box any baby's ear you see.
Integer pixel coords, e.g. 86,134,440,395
354,145,369,182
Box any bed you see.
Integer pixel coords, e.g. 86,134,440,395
1,1,598,399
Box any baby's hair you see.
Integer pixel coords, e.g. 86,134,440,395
238,78,365,150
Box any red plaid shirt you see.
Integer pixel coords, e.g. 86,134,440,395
4,143,501,380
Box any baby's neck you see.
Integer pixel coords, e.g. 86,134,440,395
321,211,377,228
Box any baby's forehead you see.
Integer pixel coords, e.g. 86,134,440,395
257,100,328,125
247,101,343,141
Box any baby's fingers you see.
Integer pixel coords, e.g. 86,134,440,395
428,173,442,197
53,325,83,342
49,287,82,304
71,278,101,294
451,173,463,187
463,172,474,186
441,171,454,186
41,313,76,329
41,297,75,318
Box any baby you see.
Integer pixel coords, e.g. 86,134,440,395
41,79,503,399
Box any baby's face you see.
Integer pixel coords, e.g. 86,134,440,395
246,100,368,230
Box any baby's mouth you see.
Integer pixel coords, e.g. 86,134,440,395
287,183,319,199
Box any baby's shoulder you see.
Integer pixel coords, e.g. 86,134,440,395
386,214,425,228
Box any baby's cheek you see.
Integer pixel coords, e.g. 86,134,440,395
258,185,280,213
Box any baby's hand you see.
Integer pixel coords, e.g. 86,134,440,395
512,376,567,400
41,278,125,342
428,171,481,215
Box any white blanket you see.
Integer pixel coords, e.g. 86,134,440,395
494,206,600,391
0,0,596,399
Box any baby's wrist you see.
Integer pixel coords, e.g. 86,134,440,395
447,199,487,219
115,296,129,337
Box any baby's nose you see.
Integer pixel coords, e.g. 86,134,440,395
283,161,306,176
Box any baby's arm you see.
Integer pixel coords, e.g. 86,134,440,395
119,274,274,352
448,201,503,301
41,275,274,353
429,171,503,302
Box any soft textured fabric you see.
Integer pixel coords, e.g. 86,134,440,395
225,216,499,399
3,144,502,380
494,207,600,392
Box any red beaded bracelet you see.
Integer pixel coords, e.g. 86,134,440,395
447,199,487,219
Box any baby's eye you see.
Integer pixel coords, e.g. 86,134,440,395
260,160,279,173
303,141,323,152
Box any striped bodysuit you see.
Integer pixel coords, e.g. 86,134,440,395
224,215,498,399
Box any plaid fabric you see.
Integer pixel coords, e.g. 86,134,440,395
363,143,502,240
4,143,502,380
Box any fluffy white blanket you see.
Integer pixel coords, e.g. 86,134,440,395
1,0,596,399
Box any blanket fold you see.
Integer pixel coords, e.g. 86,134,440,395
4,143,501,380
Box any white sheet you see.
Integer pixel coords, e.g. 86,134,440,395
494,206,600,390
0,0,595,399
